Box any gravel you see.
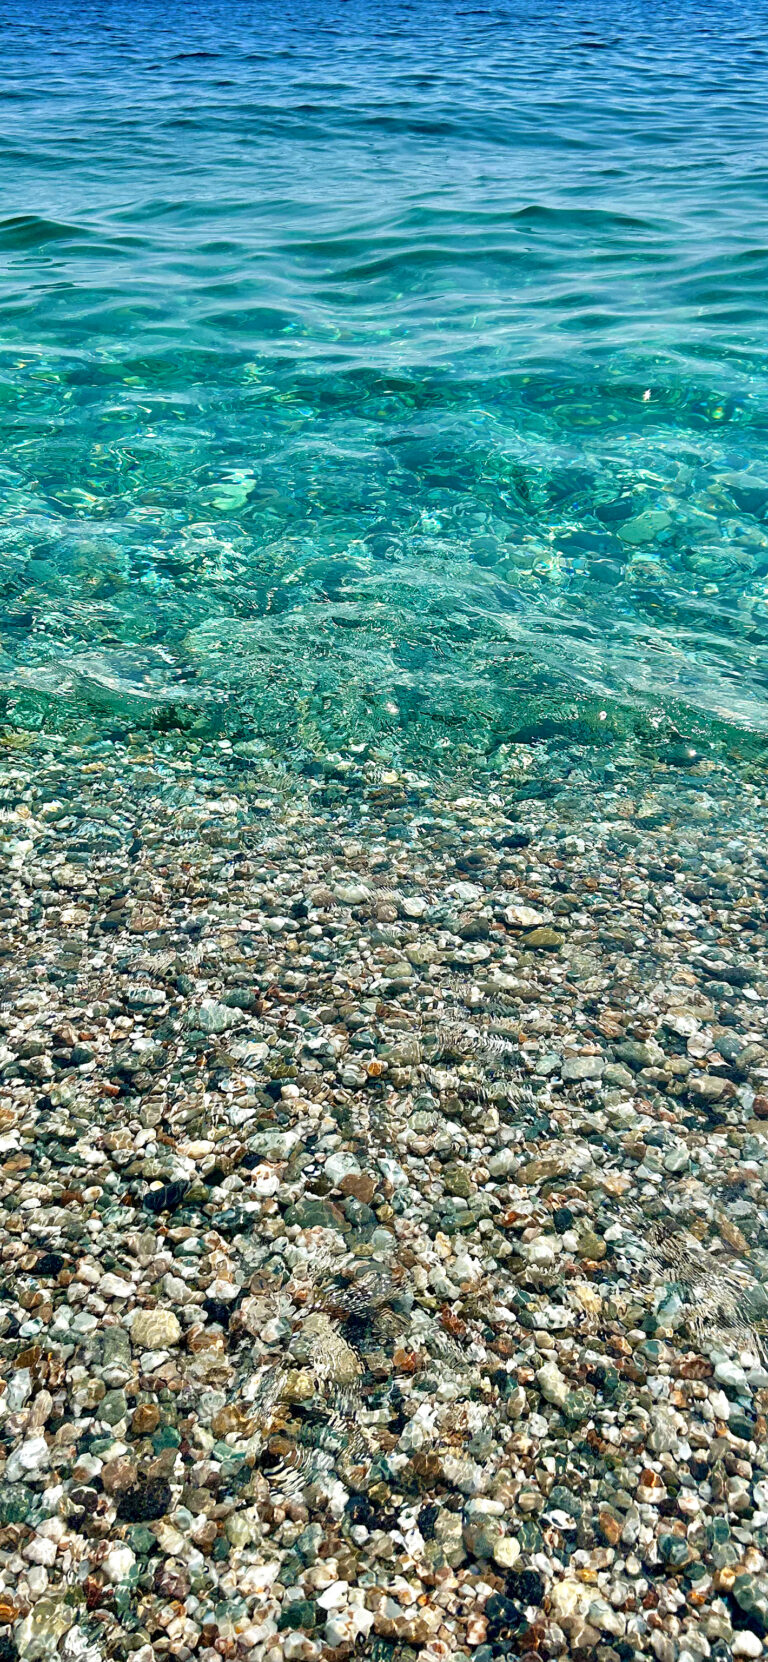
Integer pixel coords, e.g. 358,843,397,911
0,729,767,1662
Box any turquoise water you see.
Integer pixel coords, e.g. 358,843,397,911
2,0,768,761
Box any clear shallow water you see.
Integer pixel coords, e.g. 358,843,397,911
1,0,768,761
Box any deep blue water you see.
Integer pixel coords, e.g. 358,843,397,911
1,0,768,759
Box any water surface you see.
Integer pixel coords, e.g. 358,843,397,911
1,0,768,760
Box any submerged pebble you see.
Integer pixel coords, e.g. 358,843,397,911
0,732,767,1662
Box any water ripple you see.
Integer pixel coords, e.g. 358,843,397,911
0,0,767,753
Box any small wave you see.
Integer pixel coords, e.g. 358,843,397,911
0,215,92,251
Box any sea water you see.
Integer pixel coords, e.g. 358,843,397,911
1,0,767,765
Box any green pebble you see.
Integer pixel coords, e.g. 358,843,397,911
277,1600,317,1631
563,1387,595,1423
659,1534,693,1568
548,1484,583,1519
663,743,701,768
152,1425,181,1451
126,1525,156,1556
516,1519,543,1553
0,1483,32,1524
442,1163,475,1199
732,1573,768,1634
100,1389,128,1426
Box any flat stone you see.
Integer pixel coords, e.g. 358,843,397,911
488,1146,518,1178
131,1309,182,1349
189,998,241,1034
284,1196,347,1231
689,1072,727,1102
492,1535,520,1568
524,926,564,950
442,1163,475,1199
340,1170,377,1203
504,904,549,929
99,1272,133,1299
517,1155,567,1185
425,1507,466,1568
597,1507,622,1546
536,1361,568,1408
615,1038,665,1069
100,1388,128,1426
562,1055,604,1081
663,1145,689,1173
617,508,672,544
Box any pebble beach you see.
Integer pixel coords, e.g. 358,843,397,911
4,2,768,1658
2,732,768,1662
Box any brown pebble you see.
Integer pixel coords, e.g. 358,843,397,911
101,1456,137,1494
147,1448,178,1478
340,1171,377,1203
597,1507,622,1546
638,1468,665,1491
524,926,564,950
131,1402,161,1435
211,1404,250,1436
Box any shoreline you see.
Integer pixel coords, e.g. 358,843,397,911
1,734,768,1661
